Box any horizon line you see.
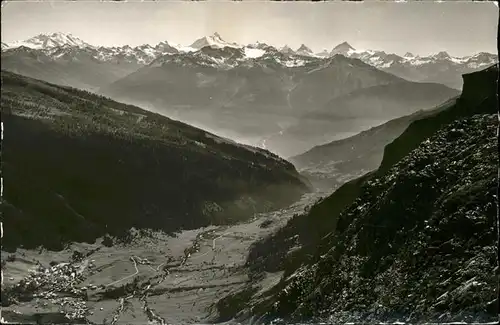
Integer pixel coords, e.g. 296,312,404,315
3,31,496,58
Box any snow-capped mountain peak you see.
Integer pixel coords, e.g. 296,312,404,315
297,44,312,53
295,44,314,56
189,32,242,50
280,45,295,55
3,32,497,88
8,32,92,50
212,32,224,42
154,41,179,54
432,51,451,60
331,41,355,55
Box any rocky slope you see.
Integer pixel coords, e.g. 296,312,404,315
215,64,499,323
266,81,459,157
0,70,310,252
288,100,457,190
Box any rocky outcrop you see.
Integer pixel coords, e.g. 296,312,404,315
216,64,498,323
264,114,497,323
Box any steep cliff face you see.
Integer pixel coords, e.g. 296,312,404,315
379,64,499,172
266,114,497,323
216,64,499,323
1,71,310,252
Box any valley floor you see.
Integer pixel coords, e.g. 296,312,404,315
1,191,326,325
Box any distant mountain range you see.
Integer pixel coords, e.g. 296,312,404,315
0,32,481,156
2,32,497,90
99,52,459,157
1,45,142,92
99,53,403,136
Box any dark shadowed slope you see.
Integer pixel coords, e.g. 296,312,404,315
1,71,310,252
216,64,498,323
265,80,460,157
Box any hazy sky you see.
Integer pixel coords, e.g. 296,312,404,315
1,1,498,56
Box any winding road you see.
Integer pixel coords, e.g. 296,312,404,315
1,190,327,324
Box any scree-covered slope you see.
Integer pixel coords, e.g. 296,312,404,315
216,64,499,324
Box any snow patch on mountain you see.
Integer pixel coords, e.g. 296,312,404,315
244,47,266,59
177,46,198,53
190,32,242,50
8,32,92,50
283,58,306,68
409,58,433,66
379,60,394,68
449,57,469,64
